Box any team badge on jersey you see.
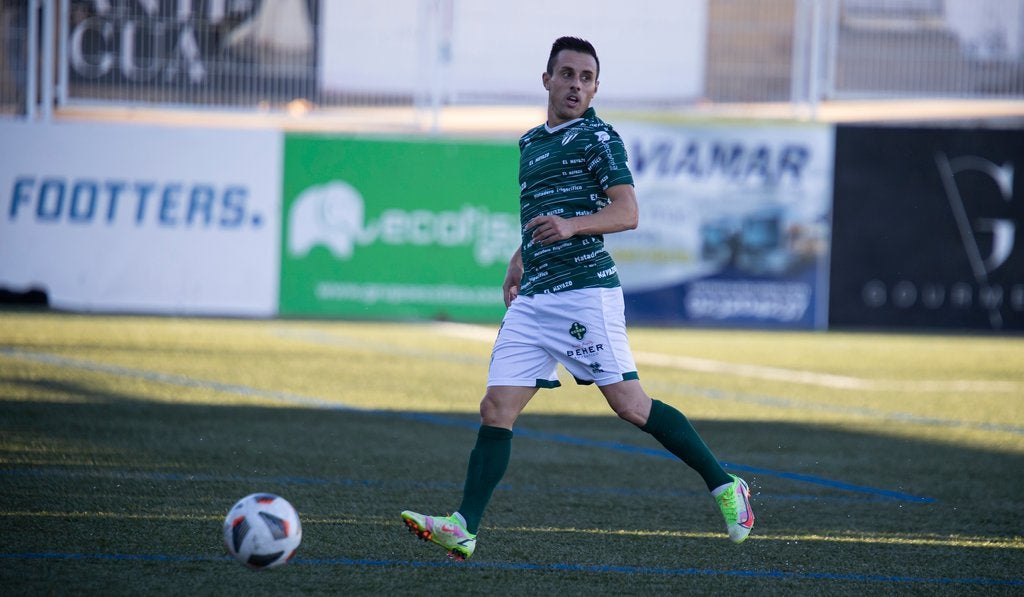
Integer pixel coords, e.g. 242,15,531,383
569,322,587,340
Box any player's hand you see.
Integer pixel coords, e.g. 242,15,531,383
503,249,524,307
527,215,577,245
502,271,521,307
503,283,519,308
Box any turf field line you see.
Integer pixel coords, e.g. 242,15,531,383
268,326,1024,435
1,552,1021,588
271,326,487,365
501,525,1024,550
634,350,1020,393
495,422,936,503
0,348,362,412
432,322,1022,393
646,379,1024,436
0,467,922,505
0,348,937,502
3,510,1020,550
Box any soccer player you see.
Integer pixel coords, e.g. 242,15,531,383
402,36,753,560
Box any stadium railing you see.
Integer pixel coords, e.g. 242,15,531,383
1,0,1022,123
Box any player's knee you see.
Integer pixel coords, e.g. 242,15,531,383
602,383,651,426
612,402,648,426
478,389,528,428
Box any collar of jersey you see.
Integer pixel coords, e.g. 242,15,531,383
544,107,596,134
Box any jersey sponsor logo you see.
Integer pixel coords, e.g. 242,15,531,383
288,180,519,267
566,342,604,358
528,152,551,167
569,321,587,340
595,131,611,144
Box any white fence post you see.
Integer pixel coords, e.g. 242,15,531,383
823,0,840,100
25,0,37,119
40,0,53,121
791,0,809,117
57,0,68,108
807,0,826,120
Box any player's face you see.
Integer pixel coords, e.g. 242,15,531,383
543,50,599,126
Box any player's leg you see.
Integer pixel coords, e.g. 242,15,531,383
600,380,754,543
564,285,753,543
602,380,731,489
402,386,535,559
458,385,536,530
403,296,554,559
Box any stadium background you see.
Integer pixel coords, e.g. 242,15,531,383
1,0,1023,332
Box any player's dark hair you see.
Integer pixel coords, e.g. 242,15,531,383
547,36,600,78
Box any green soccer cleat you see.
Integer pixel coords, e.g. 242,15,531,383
401,510,477,560
713,474,755,543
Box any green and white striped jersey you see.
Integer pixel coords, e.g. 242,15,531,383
518,107,634,296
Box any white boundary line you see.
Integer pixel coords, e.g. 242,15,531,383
431,322,1021,393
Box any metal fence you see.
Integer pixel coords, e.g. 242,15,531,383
62,0,321,108
2,0,1023,121
1,0,30,116
826,0,1024,98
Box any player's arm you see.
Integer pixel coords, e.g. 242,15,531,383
526,183,638,245
502,245,524,307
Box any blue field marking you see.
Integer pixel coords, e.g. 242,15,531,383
1,348,937,503
391,411,938,503
0,552,226,564
1,552,1021,588
0,466,922,506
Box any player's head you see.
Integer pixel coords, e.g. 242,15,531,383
543,36,600,126
546,36,600,79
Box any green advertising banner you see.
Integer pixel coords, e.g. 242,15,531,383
281,135,521,321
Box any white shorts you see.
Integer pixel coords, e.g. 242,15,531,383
487,287,639,388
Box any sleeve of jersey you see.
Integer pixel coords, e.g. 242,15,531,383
587,127,634,190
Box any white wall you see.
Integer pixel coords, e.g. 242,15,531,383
320,0,708,104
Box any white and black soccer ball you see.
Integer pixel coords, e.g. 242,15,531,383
223,493,302,569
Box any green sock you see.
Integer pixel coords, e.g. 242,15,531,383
458,425,513,534
641,399,732,491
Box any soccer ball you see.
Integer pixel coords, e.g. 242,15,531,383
223,493,302,569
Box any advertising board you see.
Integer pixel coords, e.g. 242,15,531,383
0,121,282,316
280,135,520,322
67,1,318,96
610,122,836,329
830,126,1023,331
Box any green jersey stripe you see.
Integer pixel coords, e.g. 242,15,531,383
518,108,633,296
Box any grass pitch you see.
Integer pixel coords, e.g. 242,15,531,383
1,311,1022,595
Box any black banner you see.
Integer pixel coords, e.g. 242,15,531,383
67,1,319,99
830,125,1024,331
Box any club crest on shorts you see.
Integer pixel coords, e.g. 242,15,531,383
569,322,587,340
